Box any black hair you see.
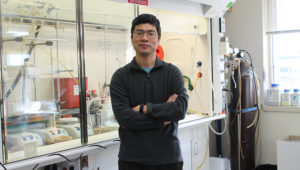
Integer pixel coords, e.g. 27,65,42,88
131,14,161,38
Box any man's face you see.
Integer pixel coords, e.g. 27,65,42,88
131,23,160,57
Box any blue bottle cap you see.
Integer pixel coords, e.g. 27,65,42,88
284,89,290,93
294,89,300,93
271,83,279,88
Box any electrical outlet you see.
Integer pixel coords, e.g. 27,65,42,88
81,155,89,169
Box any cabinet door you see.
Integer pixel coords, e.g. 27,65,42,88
191,126,209,170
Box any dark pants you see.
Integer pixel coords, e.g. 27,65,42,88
118,159,183,170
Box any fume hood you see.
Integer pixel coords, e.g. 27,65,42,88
0,0,236,169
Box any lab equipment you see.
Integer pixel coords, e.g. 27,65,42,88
267,83,281,106
7,132,43,153
30,127,70,144
54,78,88,109
291,89,300,106
230,58,257,170
281,89,291,106
56,118,94,138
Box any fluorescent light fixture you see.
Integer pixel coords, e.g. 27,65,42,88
6,31,29,37
7,54,30,66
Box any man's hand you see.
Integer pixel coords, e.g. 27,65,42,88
164,121,171,125
133,105,170,126
167,94,178,103
163,94,178,126
132,105,140,112
131,94,178,124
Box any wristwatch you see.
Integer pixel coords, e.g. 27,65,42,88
139,104,144,113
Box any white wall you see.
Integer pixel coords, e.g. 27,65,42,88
224,0,300,165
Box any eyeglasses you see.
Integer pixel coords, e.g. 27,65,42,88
133,30,157,40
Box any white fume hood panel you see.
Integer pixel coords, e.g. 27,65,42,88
112,0,236,18
189,0,234,7
112,0,204,17
189,0,236,18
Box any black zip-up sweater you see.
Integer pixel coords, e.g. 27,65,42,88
110,57,188,165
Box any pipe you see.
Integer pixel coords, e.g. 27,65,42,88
2,14,127,32
1,37,23,42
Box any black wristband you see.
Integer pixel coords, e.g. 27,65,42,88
139,104,144,113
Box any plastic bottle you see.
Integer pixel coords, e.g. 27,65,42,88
267,83,281,106
101,104,115,125
291,89,300,106
281,89,291,106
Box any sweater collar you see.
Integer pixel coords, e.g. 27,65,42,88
129,56,163,70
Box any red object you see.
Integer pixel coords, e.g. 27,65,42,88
67,114,72,118
54,77,88,109
91,90,97,97
128,0,148,5
197,72,202,78
156,45,164,61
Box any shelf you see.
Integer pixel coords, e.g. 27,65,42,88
262,105,300,113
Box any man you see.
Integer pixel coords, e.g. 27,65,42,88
110,14,189,170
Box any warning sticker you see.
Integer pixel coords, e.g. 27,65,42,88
74,85,79,96
128,0,148,6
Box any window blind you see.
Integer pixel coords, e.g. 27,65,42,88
266,0,300,34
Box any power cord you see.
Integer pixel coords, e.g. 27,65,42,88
89,144,107,149
32,163,39,170
222,88,233,100
0,162,7,170
209,117,227,135
209,100,228,136
48,153,83,162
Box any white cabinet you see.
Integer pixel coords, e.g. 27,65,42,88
179,124,210,170
85,122,211,170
